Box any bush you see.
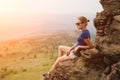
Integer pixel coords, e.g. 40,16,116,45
22,68,27,72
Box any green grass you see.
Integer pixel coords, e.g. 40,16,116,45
1,53,55,80
0,32,76,80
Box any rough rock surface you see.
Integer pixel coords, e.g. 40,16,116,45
43,0,120,80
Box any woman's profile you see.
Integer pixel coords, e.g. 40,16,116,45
43,16,92,78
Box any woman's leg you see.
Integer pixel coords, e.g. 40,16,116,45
58,45,71,57
49,55,75,73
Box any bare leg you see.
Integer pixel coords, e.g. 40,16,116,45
58,45,71,57
49,55,75,73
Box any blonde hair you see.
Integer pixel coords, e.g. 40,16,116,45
78,16,89,26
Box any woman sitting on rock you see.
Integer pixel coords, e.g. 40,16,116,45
43,16,92,78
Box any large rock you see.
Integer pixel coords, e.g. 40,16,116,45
44,0,120,80
94,0,120,79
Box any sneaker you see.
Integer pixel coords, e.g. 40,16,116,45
42,72,50,78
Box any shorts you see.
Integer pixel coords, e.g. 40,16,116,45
70,50,81,57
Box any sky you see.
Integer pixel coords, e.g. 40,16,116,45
0,0,103,41
0,0,102,14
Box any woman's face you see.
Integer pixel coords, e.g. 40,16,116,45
75,20,85,30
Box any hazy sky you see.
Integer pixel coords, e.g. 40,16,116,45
0,0,102,14
0,0,103,41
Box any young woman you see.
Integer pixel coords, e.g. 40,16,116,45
43,16,92,78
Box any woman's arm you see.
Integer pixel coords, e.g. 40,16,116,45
74,38,92,51
66,42,77,56
82,38,92,49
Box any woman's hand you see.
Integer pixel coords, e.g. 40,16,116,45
66,50,70,56
66,49,72,56
66,46,76,56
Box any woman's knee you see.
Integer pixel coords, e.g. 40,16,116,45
58,45,64,51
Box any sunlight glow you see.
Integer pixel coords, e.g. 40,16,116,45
0,0,102,41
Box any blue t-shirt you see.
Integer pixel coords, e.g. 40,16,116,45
75,30,90,47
